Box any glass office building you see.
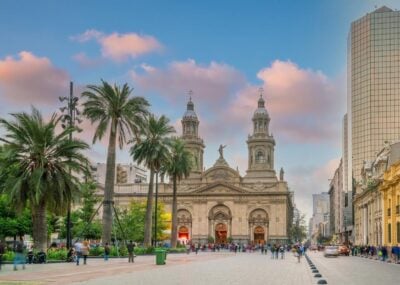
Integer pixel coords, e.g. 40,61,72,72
348,6,400,184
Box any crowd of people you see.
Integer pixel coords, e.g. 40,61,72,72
182,242,306,263
350,245,400,263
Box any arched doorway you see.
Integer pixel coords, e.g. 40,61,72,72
178,226,189,242
254,226,265,244
215,223,228,244
208,204,232,244
177,209,192,244
248,209,269,244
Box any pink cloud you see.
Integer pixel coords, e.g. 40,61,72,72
226,60,345,143
131,59,245,107
100,33,161,61
130,59,344,145
71,29,162,62
287,157,341,219
0,51,69,106
70,29,103,42
72,52,104,68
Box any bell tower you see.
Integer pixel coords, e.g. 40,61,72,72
244,88,277,182
181,92,205,178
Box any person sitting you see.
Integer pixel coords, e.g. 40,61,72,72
67,248,75,262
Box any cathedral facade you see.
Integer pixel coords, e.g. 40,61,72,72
108,93,294,245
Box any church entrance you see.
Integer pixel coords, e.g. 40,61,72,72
178,226,189,242
253,226,265,245
215,223,228,244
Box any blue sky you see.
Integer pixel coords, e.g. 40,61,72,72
1,0,398,219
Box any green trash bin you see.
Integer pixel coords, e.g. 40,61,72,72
155,249,165,265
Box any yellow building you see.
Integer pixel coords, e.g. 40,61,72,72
380,160,400,246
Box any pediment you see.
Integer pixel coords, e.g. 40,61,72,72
191,182,247,195
203,165,241,183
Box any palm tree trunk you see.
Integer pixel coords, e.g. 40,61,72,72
102,120,117,244
170,175,178,248
144,169,154,246
32,199,48,251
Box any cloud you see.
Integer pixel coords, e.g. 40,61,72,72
70,29,103,42
132,59,345,145
0,51,69,106
287,157,341,219
72,52,103,68
131,59,246,108
227,60,345,143
71,29,162,62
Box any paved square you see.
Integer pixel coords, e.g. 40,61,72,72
0,252,314,285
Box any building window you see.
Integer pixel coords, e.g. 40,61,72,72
388,224,392,243
255,150,265,163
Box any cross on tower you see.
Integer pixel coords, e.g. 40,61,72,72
258,87,264,98
188,89,193,100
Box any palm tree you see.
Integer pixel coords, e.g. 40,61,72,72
82,80,149,244
0,108,89,251
160,138,192,248
130,115,175,246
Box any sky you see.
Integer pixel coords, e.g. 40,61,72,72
1,0,399,220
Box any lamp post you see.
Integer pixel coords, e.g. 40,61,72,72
154,172,159,247
59,81,82,249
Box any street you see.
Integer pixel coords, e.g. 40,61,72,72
0,251,399,285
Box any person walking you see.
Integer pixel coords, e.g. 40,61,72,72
13,238,26,271
74,241,83,266
81,240,89,265
104,243,110,261
280,245,285,259
0,241,5,270
296,246,302,263
127,240,135,263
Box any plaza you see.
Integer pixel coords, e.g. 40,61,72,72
1,251,400,285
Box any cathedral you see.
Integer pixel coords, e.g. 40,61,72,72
109,92,294,245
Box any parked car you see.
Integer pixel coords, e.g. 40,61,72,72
324,246,339,257
338,245,350,256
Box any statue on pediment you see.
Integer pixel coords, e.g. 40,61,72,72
218,144,227,158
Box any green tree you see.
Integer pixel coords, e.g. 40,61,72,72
60,181,102,240
290,213,308,243
160,138,192,248
130,115,175,246
82,81,149,244
0,194,32,241
0,108,89,251
117,201,167,242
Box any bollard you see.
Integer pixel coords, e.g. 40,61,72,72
317,280,328,284
314,274,322,278
312,269,319,273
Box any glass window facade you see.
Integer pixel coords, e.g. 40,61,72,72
350,9,400,183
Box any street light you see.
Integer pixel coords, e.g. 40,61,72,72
154,171,159,247
59,81,82,249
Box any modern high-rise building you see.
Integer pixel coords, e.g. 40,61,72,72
310,192,330,243
347,6,400,185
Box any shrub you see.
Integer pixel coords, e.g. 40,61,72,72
3,251,15,261
110,245,128,257
89,246,104,256
47,248,67,260
167,248,186,253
